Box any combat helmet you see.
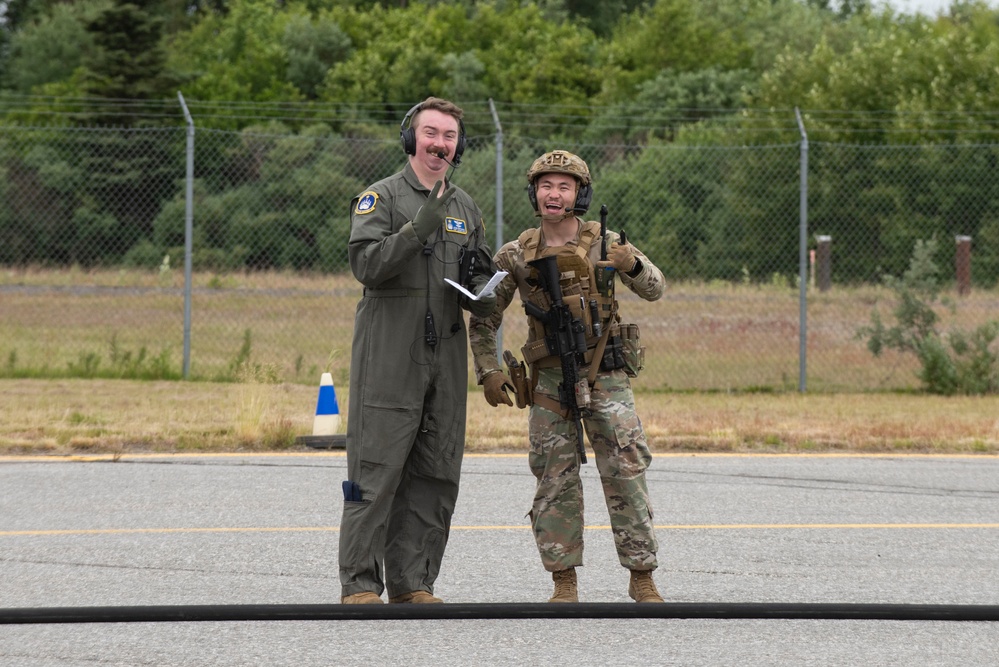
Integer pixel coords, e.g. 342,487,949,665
526,150,593,214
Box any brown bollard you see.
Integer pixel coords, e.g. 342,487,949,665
815,235,832,292
955,235,971,297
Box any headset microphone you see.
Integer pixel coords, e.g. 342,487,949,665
436,151,457,167
436,151,458,182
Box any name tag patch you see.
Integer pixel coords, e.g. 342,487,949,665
445,217,468,234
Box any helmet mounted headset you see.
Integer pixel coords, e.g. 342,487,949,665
526,150,593,215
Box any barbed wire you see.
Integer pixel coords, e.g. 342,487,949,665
3,93,999,140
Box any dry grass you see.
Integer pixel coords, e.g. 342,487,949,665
0,378,312,454
2,378,997,456
5,266,999,391
3,267,999,457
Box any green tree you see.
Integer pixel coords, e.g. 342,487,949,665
0,131,132,266
283,12,352,99
150,122,370,272
70,0,181,259
79,0,176,110
320,2,601,113
584,67,755,144
0,134,16,262
754,4,999,144
804,0,870,16
165,0,307,105
598,0,752,104
2,0,110,93
1,0,49,31
717,0,829,74
562,0,646,38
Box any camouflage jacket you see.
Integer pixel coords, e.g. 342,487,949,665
469,218,664,382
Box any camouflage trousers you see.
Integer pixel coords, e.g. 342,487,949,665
527,367,658,572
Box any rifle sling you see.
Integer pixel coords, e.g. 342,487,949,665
587,325,613,387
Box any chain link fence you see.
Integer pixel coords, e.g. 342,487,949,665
3,114,998,392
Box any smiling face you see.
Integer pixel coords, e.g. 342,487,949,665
409,108,461,180
533,172,579,221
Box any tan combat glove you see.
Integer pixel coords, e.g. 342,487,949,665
483,371,515,407
597,240,637,274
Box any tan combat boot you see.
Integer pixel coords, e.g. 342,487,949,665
341,591,384,604
548,568,578,603
388,590,444,604
628,570,664,603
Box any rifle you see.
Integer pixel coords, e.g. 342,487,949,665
524,255,590,465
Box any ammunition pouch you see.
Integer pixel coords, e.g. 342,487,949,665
523,323,643,377
599,335,627,373
618,323,644,377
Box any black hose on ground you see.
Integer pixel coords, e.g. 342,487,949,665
2,602,998,624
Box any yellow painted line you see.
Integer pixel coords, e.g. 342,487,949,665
655,523,999,530
2,451,998,463
0,452,346,463
2,526,338,537
3,523,997,538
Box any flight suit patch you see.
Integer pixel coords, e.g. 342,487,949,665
354,192,378,215
445,217,468,234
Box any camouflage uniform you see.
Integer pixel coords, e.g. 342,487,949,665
340,161,496,599
470,224,665,573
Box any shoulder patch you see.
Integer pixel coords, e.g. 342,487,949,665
445,217,468,235
354,192,378,215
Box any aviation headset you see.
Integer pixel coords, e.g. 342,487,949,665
400,102,467,166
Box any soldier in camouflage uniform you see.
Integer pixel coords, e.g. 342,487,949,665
339,98,497,605
469,150,666,603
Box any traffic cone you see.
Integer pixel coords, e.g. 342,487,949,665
297,372,346,449
312,372,340,436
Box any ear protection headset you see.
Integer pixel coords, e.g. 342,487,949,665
528,179,593,215
400,102,467,166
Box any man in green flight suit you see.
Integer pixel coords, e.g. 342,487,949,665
339,97,497,604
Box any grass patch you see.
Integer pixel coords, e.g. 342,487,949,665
1,379,998,456
9,266,995,391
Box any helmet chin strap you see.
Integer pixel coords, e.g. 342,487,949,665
538,209,576,224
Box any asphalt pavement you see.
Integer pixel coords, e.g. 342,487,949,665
1,451,998,666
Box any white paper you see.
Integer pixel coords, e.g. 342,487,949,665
445,270,508,301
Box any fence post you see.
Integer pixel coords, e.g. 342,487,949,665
177,91,195,379
795,108,808,393
955,235,971,296
815,235,832,292
489,99,504,365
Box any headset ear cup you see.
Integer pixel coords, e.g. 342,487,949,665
575,183,593,213
527,182,539,211
400,102,421,156
400,127,416,156
453,121,466,165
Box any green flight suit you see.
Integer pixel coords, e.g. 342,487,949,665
339,162,495,599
